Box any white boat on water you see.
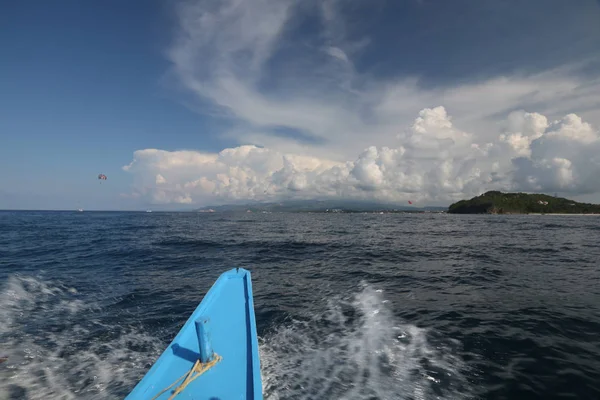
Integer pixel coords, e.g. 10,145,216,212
146,210,152,213
77,208,83,212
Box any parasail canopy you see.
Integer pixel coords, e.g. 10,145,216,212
98,174,107,180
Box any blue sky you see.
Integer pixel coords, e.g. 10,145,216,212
0,0,234,209
2,0,600,210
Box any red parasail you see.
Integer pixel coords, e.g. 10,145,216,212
98,174,107,182
408,200,413,205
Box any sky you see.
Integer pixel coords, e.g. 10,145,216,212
1,0,600,210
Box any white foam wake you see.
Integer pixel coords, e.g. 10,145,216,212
259,284,472,400
0,275,163,400
1,276,472,399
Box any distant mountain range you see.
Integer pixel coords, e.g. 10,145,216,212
194,199,447,213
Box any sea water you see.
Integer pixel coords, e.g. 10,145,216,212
1,211,599,399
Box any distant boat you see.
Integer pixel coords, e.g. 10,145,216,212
126,268,262,400
146,210,152,213
77,208,83,212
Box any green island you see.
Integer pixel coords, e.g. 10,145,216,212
448,191,600,214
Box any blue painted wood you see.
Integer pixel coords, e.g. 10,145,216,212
195,317,214,363
126,268,262,400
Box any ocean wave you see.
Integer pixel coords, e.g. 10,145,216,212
260,284,473,400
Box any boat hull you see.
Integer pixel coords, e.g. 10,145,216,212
126,268,262,399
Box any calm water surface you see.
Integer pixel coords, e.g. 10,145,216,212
1,211,599,399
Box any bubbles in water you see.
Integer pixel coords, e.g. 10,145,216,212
1,276,473,399
0,275,163,400
259,284,472,400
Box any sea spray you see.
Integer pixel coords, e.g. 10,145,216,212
259,283,473,400
1,276,473,399
0,275,163,400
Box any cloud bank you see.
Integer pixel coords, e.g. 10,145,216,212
123,107,600,205
123,0,600,206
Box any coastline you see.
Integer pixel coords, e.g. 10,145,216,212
525,213,600,216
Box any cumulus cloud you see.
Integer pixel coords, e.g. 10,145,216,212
155,174,167,184
122,107,600,205
511,114,600,194
125,0,600,206
498,111,548,157
163,0,600,161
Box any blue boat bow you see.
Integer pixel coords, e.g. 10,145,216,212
126,268,262,400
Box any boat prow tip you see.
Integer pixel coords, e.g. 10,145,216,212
127,267,261,399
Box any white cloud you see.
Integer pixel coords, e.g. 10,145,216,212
123,107,600,205
324,46,350,63
129,0,600,205
498,111,548,157
164,0,600,161
155,174,167,184
511,113,600,194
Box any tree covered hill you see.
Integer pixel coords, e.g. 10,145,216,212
448,191,600,214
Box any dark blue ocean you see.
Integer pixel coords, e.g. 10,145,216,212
1,211,599,399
